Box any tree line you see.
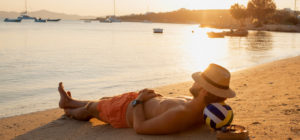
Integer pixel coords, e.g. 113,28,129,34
230,0,299,27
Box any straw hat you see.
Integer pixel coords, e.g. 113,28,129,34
192,63,236,98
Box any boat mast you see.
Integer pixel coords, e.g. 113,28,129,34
25,0,28,14
295,0,298,16
147,1,149,14
296,0,298,13
114,0,116,16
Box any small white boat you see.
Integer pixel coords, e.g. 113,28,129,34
153,28,163,33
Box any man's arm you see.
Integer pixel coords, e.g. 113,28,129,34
133,103,196,134
132,90,206,134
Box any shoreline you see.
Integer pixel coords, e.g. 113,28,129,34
1,53,299,120
1,56,300,139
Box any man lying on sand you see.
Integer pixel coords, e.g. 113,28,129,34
58,64,235,134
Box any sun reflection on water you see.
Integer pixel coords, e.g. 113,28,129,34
176,26,230,73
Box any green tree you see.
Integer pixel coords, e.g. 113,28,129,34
247,0,276,26
230,3,248,26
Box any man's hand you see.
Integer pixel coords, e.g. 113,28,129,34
137,88,158,102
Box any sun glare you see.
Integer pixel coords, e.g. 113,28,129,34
176,26,230,73
183,0,248,10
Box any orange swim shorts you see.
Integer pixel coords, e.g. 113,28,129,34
97,92,138,128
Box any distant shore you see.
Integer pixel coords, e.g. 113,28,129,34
1,55,300,140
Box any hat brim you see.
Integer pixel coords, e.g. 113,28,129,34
192,72,236,98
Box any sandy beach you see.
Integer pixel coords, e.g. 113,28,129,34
1,56,300,140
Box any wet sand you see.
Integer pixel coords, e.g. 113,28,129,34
1,56,300,140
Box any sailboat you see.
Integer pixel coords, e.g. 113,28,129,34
18,0,36,20
102,0,121,23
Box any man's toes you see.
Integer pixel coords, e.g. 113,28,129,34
59,82,64,89
58,82,67,94
67,91,72,97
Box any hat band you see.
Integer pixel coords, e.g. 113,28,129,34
202,74,229,90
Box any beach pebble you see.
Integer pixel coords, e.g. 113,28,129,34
287,138,292,140
169,92,173,94
269,82,273,84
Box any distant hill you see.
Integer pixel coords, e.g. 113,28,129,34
0,10,96,20
0,9,239,28
119,8,239,28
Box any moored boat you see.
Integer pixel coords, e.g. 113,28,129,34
46,19,61,22
17,0,36,21
4,18,22,22
224,29,248,37
100,0,121,23
101,16,121,23
207,32,225,38
153,28,163,33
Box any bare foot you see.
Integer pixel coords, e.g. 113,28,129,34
58,82,72,108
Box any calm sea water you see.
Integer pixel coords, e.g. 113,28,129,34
0,20,300,118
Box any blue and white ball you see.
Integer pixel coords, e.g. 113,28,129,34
203,102,233,130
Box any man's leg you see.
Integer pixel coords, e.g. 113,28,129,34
64,101,100,121
58,82,102,121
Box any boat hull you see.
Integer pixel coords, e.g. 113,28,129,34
207,32,225,38
46,19,61,22
4,18,22,22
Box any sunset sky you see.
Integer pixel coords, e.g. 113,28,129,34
0,0,297,16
